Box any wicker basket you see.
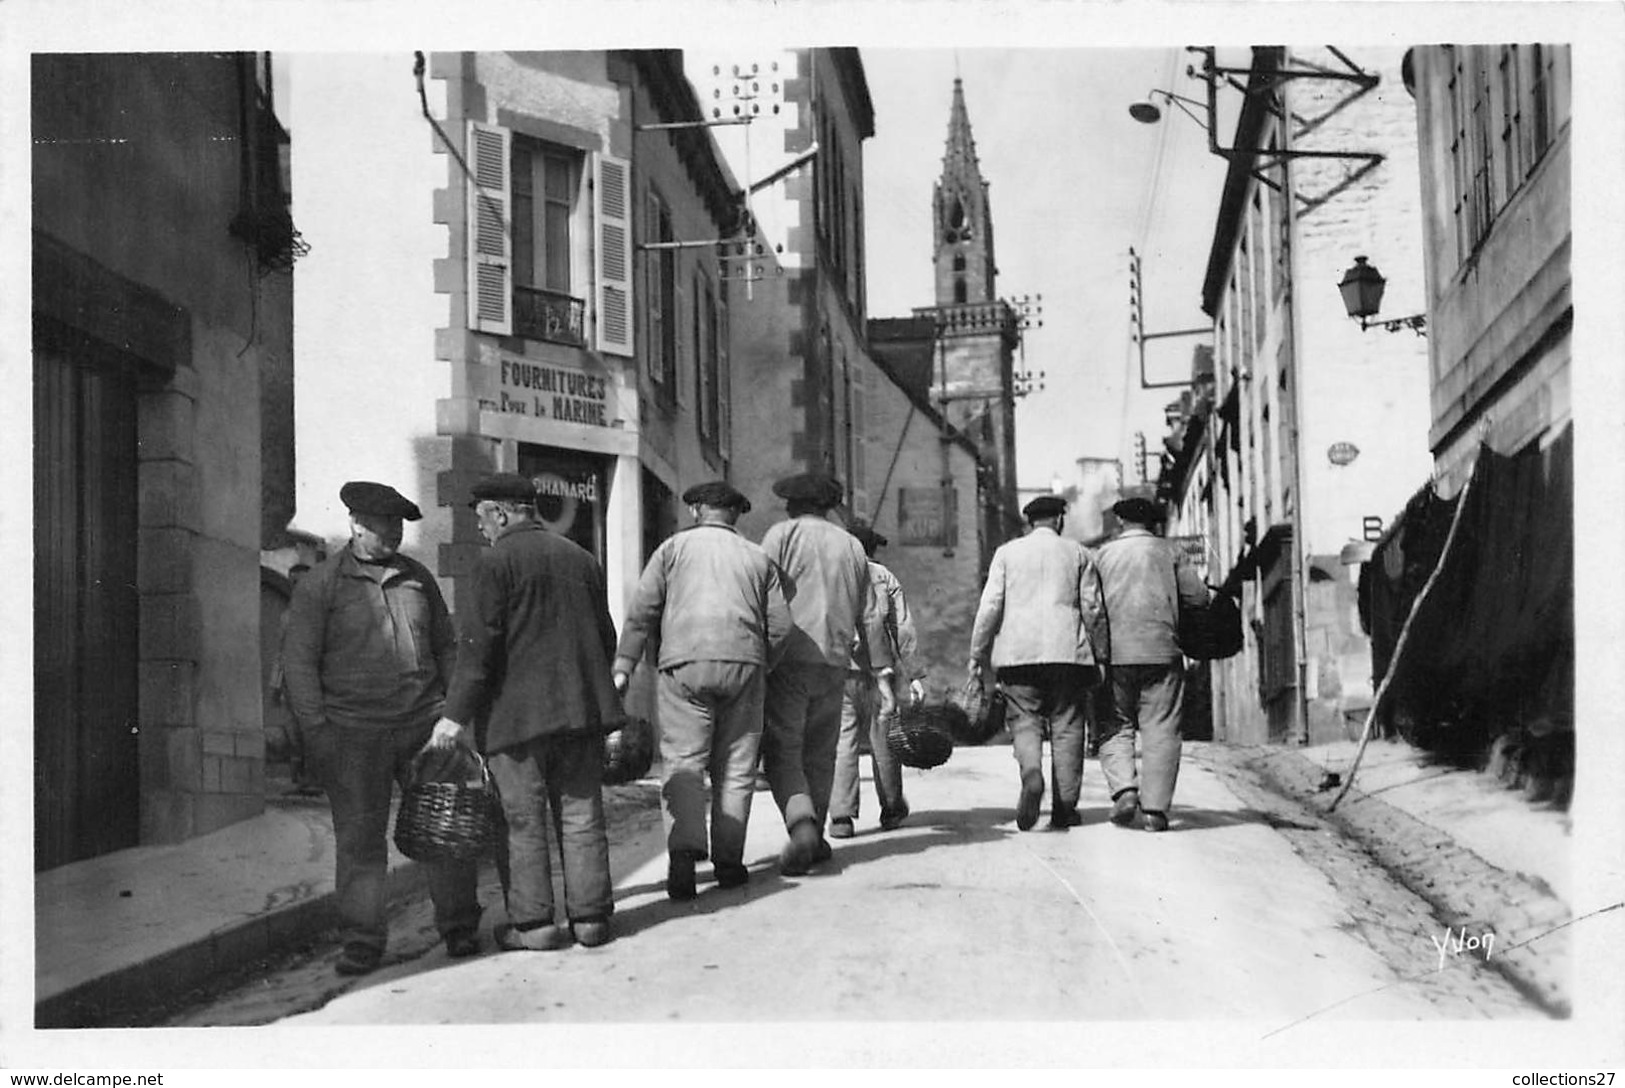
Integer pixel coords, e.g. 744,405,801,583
887,705,956,770
393,747,502,863
602,716,655,785
955,676,1007,746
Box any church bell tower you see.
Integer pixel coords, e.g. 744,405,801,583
927,79,1020,538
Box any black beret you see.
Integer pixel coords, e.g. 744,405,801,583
849,519,887,551
1022,495,1069,521
340,481,422,521
1112,496,1163,524
468,472,537,507
682,480,751,513
771,472,844,508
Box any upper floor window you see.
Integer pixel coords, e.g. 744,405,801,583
1446,44,1569,263
645,189,678,397
510,138,585,346
512,140,577,295
464,121,633,357
695,275,723,447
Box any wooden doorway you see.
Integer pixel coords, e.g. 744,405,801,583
34,332,141,871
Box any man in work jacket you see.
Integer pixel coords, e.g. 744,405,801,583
1093,496,1210,832
968,494,1111,832
282,481,481,976
430,472,623,951
758,472,871,876
612,480,792,900
829,520,927,839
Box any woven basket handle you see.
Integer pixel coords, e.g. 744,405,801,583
411,742,489,789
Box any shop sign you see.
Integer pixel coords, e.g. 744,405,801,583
483,355,613,427
1168,535,1208,563
897,486,958,548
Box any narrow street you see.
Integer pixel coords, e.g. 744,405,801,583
162,744,1542,1034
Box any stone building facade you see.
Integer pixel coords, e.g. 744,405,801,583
33,53,298,865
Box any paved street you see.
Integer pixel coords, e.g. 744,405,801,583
162,742,1542,1036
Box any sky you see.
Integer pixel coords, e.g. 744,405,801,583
858,48,1230,492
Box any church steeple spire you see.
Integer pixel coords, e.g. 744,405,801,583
942,78,983,182
934,78,996,307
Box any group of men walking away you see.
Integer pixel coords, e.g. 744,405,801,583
280,469,1205,977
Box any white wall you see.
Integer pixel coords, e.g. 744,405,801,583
287,54,450,558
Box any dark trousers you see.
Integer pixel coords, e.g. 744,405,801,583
996,664,1098,817
1098,662,1185,811
317,721,481,953
487,731,614,927
763,661,848,832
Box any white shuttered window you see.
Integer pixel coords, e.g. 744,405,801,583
466,121,512,336
595,153,634,356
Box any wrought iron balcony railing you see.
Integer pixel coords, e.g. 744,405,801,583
514,285,586,347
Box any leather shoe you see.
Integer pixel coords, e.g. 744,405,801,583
828,817,855,839
879,804,910,831
335,944,382,976
715,862,750,888
572,916,613,947
813,837,833,864
1110,789,1141,828
667,851,698,901
444,930,481,959
1048,807,1082,830
1015,770,1043,831
495,923,573,951
780,818,821,875
1142,809,1170,833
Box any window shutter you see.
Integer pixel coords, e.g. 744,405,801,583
466,121,512,336
594,153,634,356
717,292,731,460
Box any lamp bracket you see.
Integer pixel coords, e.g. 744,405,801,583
1167,46,1388,214
1129,247,1211,390
1360,313,1428,337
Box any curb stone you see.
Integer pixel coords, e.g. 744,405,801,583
1246,745,1571,1016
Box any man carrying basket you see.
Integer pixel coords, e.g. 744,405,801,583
829,520,926,839
612,481,792,900
967,495,1110,832
430,473,623,951
281,482,482,976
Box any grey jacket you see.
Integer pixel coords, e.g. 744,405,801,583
759,514,870,669
968,526,1110,669
854,560,923,679
1094,527,1210,665
614,522,792,673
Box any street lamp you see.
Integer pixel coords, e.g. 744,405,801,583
1337,256,1427,336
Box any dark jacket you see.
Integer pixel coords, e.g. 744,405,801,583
281,546,457,731
1094,527,1210,665
443,520,624,752
613,522,792,673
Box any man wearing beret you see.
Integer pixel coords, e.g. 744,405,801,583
758,472,871,875
1093,496,1210,832
829,520,926,839
281,482,482,975
611,480,792,899
429,472,622,950
968,494,1110,831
